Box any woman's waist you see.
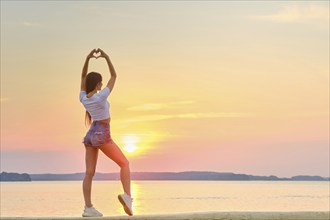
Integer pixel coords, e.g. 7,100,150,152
93,118,110,124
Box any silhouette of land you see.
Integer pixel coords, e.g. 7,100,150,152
27,171,330,181
1,171,329,182
0,172,31,182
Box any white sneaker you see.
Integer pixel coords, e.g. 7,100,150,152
118,193,133,216
82,206,103,217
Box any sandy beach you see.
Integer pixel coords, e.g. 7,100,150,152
1,211,329,220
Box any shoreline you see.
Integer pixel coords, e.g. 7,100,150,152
1,211,330,220
3,171,329,182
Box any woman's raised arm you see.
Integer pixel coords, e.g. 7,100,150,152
81,49,97,91
99,48,117,92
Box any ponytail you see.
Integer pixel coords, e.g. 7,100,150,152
84,72,102,127
85,111,92,127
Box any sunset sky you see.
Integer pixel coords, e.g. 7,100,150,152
1,1,329,177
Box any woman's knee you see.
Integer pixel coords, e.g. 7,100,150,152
85,169,96,177
118,158,129,168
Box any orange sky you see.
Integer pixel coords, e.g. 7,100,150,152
1,1,329,177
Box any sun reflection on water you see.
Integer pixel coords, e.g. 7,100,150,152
131,181,141,215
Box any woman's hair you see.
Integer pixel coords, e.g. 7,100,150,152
85,72,102,126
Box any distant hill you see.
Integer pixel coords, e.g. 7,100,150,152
0,172,32,182
29,171,330,181
291,175,328,181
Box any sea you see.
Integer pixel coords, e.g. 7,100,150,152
1,181,329,217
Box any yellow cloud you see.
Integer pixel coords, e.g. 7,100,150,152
21,21,41,27
127,101,195,111
177,112,253,119
122,114,173,123
0,97,9,102
121,112,253,124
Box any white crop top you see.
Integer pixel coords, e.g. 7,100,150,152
79,87,111,121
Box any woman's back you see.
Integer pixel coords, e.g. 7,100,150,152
80,87,111,121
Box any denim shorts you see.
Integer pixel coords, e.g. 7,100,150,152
83,121,112,148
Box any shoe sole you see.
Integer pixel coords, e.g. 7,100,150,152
118,195,133,216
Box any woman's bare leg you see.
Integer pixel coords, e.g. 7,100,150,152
99,140,131,196
83,146,99,207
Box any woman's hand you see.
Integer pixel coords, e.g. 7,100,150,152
87,48,97,59
98,48,109,60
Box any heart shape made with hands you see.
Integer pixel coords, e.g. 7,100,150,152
93,50,101,59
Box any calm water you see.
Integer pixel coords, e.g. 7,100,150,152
1,181,329,217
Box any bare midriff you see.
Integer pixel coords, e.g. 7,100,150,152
97,118,110,124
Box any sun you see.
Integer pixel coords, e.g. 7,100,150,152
123,135,139,153
124,143,137,153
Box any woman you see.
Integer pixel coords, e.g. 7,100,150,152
79,48,133,217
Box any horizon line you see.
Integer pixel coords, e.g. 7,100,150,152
2,170,329,179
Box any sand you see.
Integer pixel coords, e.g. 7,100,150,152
1,211,329,220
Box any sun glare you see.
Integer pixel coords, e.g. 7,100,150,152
124,143,137,153
123,135,138,153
